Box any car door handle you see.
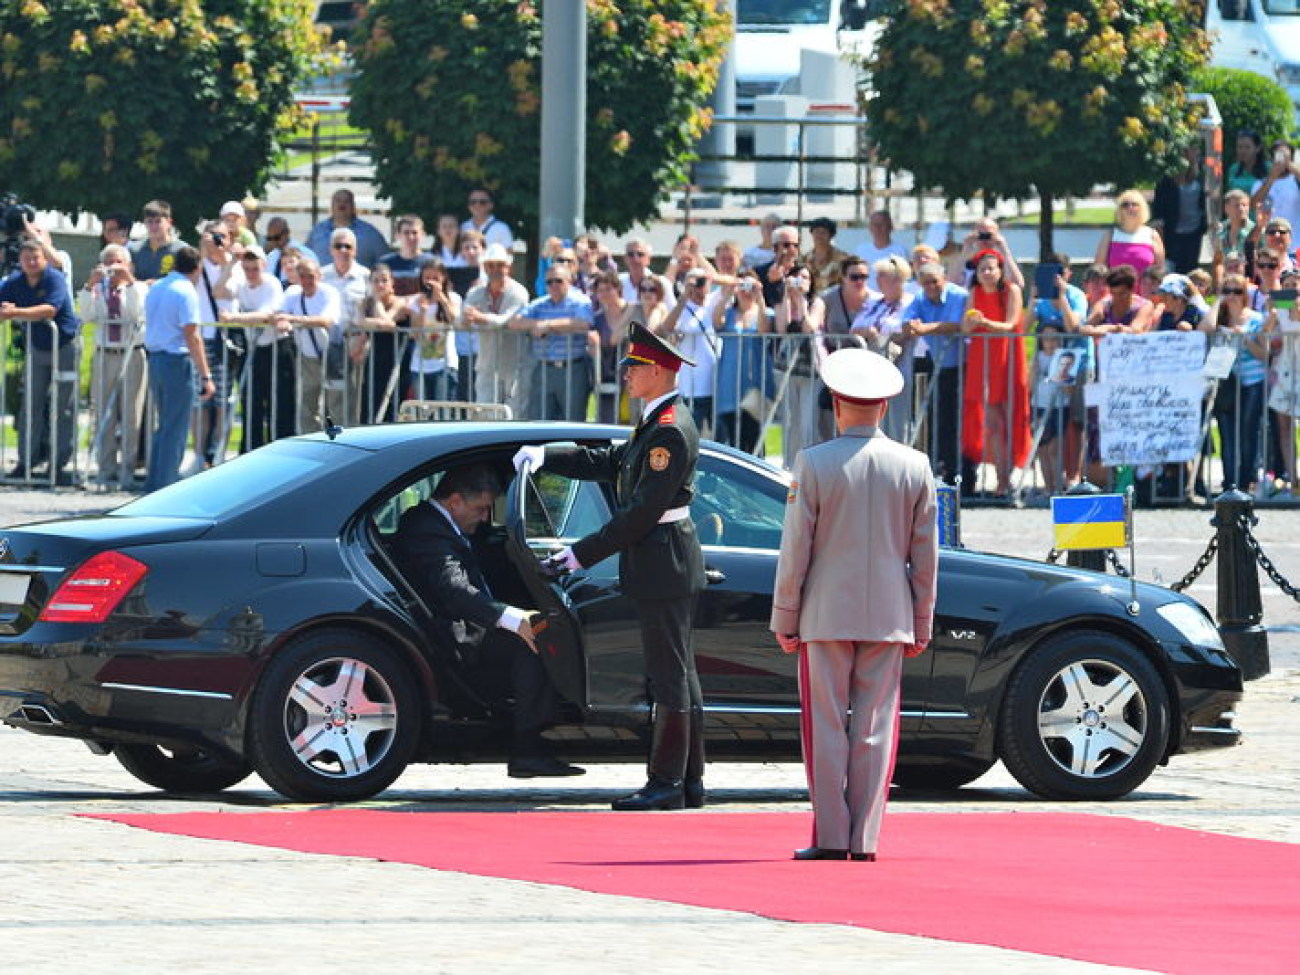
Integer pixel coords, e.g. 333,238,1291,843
704,567,726,586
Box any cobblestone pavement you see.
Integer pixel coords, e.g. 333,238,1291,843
2,491,1298,972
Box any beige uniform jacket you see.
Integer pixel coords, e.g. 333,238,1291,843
770,424,938,644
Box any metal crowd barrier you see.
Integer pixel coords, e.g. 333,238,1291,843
2,318,1298,504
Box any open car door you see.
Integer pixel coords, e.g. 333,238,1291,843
504,464,589,707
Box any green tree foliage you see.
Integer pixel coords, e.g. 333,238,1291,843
861,0,1212,256
1191,66,1293,161
0,0,325,232
348,0,732,244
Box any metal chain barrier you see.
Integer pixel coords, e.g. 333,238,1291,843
1240,517,1300,603
1169,536,1219,593
1104,549,1131,578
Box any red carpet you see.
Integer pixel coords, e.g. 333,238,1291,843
91,810,1300,974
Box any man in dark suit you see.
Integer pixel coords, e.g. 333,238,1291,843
390,463,582,779
513,324,707,810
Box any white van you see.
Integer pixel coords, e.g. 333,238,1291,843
733,0,878,112
1207,0,1300,114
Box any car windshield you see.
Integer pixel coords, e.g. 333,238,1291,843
110,443,337,520
738,0,832,26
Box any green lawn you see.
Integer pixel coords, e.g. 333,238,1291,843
1004,206,1116,227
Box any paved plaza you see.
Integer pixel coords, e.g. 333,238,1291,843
1,491,1298,972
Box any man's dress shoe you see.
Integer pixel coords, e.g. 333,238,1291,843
507,756,585,778
792,847,848,860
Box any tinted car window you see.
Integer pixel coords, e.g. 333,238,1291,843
524,471,608,540
692,452,786,549
111,444,337,520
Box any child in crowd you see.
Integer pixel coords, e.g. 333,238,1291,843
1031,325,1075,495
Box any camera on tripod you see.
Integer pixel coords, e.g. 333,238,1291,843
1,193,37,278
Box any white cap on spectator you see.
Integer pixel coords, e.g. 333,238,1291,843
1157,274,1193,299
220,200,245,218
482,243,512,265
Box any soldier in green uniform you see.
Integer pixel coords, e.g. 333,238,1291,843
513,323,707,810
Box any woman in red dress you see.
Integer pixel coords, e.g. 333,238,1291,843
961,249,1030,497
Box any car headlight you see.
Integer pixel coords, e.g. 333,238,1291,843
1156,601,1224,649
1276,63,1300,86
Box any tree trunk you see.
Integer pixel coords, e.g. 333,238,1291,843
1038,187,1055,262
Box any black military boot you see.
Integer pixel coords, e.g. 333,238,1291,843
612,709,690,811
683,705,706,808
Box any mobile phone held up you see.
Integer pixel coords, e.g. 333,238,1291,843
1035,262,1063,300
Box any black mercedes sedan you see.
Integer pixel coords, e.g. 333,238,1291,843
0,422,1242,803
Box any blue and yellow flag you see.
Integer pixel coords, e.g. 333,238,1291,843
936,484,959,548
1052,493,1129,550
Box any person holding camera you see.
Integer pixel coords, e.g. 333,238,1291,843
1251,138,1300,237
1,239,81,483
711,268,771,452
961,218,1025,292
775,262,828,468
405,260,462,403
278,257,341,433
78,245,148,488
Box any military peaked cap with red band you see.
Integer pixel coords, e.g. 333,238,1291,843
619,322,695,372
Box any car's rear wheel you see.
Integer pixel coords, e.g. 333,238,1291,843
997,631,1170,800
892,758,995,791
115,743,252,793
248,630,421,802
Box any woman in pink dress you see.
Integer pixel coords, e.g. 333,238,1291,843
1095,190,1166,294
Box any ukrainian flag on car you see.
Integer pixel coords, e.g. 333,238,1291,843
1052,493,1128,550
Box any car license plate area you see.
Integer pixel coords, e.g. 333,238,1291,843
0,571,32,612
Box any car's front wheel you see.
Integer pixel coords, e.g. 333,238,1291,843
115,743,252,793
997,631,1170,800
248,630,421,802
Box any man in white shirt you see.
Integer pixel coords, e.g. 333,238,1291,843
852,211,909,289
462,243,531,409
461,186,515,251
218,247,290,450
321,227,371,425
279,258,342,433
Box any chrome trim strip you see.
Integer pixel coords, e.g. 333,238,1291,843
919,711,973,719
1189,725,1240,736
703,704,801,716
700,544,778,556
100,682,234,701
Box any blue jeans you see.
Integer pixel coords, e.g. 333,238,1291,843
1213,376,1265,491
145,352,194,493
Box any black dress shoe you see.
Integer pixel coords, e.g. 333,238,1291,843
792,847,848,860
611,777,685,811
684,778,705,809
851,852,877,862
507,756,585,778
5,465,28,479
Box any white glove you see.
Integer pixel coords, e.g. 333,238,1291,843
548,546,583,572
512,445,545,474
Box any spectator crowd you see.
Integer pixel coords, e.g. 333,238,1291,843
3,138,1300,501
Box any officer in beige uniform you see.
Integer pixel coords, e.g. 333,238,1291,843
771,348,938,861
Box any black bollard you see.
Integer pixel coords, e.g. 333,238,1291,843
1064,480,1108,573
1213,488,1270,680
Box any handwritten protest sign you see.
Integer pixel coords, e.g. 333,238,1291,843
1098,331,1207,379
1092,332,1208,465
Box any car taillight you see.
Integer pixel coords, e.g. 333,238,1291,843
38,551,148,623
